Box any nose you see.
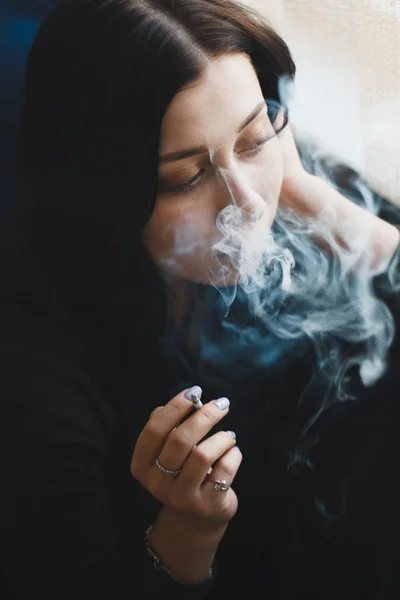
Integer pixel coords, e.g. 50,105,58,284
216,163,265,223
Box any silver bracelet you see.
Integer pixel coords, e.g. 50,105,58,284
144,524,214,584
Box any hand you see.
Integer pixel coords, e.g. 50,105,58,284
277,124,400,269
131,387,242,531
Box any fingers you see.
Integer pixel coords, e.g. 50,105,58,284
156,397,230,471
149,406,164,418
201,444,242,493
149,386,202,433
130,387,242,526
132,386,208,474
176,430,237,491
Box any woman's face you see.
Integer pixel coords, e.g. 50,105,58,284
142,52,284,286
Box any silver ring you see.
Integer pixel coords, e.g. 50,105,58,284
154,457,181,476
206,477,230,492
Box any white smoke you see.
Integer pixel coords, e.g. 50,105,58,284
198,78,398,398
209,181,396,388
161,78,399,454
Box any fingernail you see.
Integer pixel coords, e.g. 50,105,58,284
213,397,230,410
227,430,236,439
234,445,240,451
184,386,202,405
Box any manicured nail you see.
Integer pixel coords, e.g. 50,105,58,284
227,431,236,439
184,386,202,405
213,397,230,410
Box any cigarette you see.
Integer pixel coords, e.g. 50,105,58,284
190,392,203,409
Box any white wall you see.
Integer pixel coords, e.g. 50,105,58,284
244,0,400,204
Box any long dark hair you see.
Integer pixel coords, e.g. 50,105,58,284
10,0,295,354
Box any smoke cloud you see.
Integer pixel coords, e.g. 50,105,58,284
160,79,400,469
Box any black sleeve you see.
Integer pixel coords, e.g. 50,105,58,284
0,356,216,599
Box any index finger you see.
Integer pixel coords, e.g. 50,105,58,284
132,386,202,467
151,385,202,427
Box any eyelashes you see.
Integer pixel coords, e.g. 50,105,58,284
164,169,205,195
161,135,273,196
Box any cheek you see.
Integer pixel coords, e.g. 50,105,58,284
262,141,284,190
142,200,214,267
257,143,284,215
240,137,283,180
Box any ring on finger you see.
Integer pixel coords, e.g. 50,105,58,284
205,475,230,491
154,457,182,476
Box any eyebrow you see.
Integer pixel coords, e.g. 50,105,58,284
159,100,266,163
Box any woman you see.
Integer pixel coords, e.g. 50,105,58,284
1,0,399,598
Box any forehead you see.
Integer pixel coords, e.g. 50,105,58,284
160,53,264,152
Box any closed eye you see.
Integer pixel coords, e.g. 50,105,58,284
160,169,205,196
240,134,275,156
160,135,275,196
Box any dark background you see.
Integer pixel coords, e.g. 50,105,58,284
0,1,59,222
